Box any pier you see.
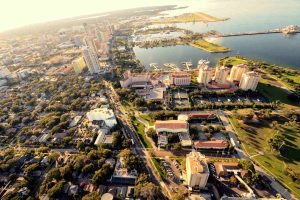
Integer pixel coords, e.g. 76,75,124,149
215,25,300,38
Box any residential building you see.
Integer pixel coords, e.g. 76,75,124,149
228,64,248,82
82,46,100,74
214,66,230,84
214,162,249,178
111,158,138,185
71,57,87,74
197,62,212,85
84,36,98,56
169,72,191,86
86,106,117,128
186,152,209,191
239,71,260,91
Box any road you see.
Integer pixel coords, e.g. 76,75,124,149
103,81,171,199
217,110,293,200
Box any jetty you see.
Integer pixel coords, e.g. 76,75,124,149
181,61,193,70
215,25,300,38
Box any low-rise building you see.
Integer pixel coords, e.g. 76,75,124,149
214,162,249,178
186,152,209,191
94,128,113,146
154,120,189,134
169,72,191,86
111,158,138,185
87,106,117,128
194,140,229,150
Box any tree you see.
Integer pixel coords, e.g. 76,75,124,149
112,132,123,149
239,159,255,172
46,168,61,181
60,164,72,180
47,180,65,198
172,186,189,200
82,163,94,175
118,149,141,171
139,182,160,200
229,176,238,186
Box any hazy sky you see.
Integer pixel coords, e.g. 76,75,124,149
0,0,194,32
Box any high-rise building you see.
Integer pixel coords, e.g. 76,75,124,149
82,46,100,74
228,64,248,82
186,152,209,191
72,57,87,74
239,71,260,91
197,61,212,85
0,66,12,79
214,66,230,84
84,36,98,56
73,35,82,47
95,27,103,42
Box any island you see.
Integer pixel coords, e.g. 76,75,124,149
190,38,231,53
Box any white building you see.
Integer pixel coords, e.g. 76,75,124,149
0,66,12,79
228,64,248,82
86,106,117,128
197,63,212,85
82,46,100,74
239,71,260,91
120,70,151,88
169,72,191,86
186,152,209,191
214,66,230,84
94,128,112,146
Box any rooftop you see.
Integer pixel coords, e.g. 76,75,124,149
187,152,208,174
194,140,229,149
155,120,188,130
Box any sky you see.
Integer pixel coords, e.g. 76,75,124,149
0,0,195,32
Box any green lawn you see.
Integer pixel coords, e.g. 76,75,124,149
257,82,299,106
229,111,300,198
190,39,231,53
132,118,152,148
139,114,155,126
221,56,248,66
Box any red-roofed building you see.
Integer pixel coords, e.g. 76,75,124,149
154,120,189,134
188,113,217,120
194,140,229,150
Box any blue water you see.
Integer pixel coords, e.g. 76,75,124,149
134,0,300,70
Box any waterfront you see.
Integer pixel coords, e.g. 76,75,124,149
134,34,300,70
134,0,300,70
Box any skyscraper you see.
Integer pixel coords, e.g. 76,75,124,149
214,66,230,84
71,57,87,74
197,60,212,85
95,27,103,43
82,46,100,74
84,36,98,56
228,64,248,82
239,71,260,91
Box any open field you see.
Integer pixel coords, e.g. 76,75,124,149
219,56,248,66
257,82,299,107
153,12,229,24
139,114,155,126
228,109,300,198
190,38,231,53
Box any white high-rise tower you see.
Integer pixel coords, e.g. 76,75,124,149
82,46,100,74
214,66,230,84
228,64,248,82
239,71,260,91
197,60,212,85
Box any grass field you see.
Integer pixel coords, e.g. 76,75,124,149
221,56,248,66
139,114,155,126
190,39,231,53
132,117,152,148
229,110,300,198
257,82,299,106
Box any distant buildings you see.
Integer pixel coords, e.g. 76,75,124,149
197,61,212,85
214,66,230,84
186,152,209,191
71,57,87,74
169,72,191,86
0,66,11,79
82,46,100,74
228,64,248,82
239,71,260,91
